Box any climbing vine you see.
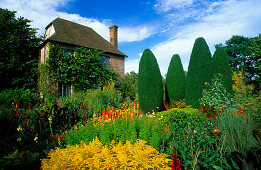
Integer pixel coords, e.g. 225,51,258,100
38,43,119,97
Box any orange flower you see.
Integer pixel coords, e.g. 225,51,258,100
212,129,221,133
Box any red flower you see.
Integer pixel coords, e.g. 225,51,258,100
170,146,182,170
212,129,221,133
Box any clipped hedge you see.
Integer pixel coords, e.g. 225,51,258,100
138,49,164,113
185,37,213,108
156,107,200,119
213,47,232,93
166,54,185,102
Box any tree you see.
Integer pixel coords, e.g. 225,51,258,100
0,8,42,90
120,71,138,101
138,49,164,113
225,35,251,72
185,37,213,108
223,35,261,92
166,54,185,102
249,34,261,91
213,47,232,93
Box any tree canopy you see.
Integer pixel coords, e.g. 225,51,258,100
120,71,138,101
0,8,42,91
224,35,260,91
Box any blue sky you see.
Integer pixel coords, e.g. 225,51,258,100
1,0,260,76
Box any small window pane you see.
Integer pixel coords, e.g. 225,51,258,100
100,56,110,66
63,49,74,57
58,83,71,97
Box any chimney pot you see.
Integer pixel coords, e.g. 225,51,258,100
109,25,118,48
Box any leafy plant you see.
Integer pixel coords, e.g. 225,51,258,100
119,71,138,101
41,138,172,169
200,75,259,156
46,43,119,91
156,107,231,169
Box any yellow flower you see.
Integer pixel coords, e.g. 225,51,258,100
48,117,52,122
34,136,38,142
17,125,22,132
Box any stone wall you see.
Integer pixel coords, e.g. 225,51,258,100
109,54,125,78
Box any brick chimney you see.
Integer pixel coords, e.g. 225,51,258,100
109,25,118,48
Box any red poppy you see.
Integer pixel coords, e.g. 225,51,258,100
212,129,221,133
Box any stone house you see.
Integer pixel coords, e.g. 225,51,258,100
39,18,127,97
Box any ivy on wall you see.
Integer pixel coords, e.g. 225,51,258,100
38,43,119,97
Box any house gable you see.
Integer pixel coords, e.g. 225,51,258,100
41,18,126,78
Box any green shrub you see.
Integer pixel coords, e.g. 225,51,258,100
201,76,259,155
61,116,165,151
166,54,185,102
185,37,213,108
138,49,164,113
72,83,122,120
158,107,230,169
213,47,232,93
119,71,138,101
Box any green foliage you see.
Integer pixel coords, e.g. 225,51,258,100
200,76,233,110
186,37,213,108
76,83,122,119
119,71,138,101
0,8,42,90
138,49,164,113
224,35,260,92
0,149,41,169
157,107,231,169
166,54,185,102
200,76,259,156
249,34,261,91
213,47,233,93
61,116,164,151
45,43,119,92
0,88,39,119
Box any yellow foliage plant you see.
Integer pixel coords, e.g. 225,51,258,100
41,138,171,169
232,71,260,113
232,71,255,96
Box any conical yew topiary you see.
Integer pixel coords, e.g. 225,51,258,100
213,47,232,93
166,54,185,102
138,49,164,113
185,37,213,108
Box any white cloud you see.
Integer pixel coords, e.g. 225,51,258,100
0,0,154,42
154,0,195,13
149,0,261,76
125,59,140,74
119,26,155,42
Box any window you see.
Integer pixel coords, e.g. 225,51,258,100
45,24,55,40
100,56,110,66
62,49,74,57
58,83,71,97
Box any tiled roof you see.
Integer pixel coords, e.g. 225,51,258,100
46,18,127,57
